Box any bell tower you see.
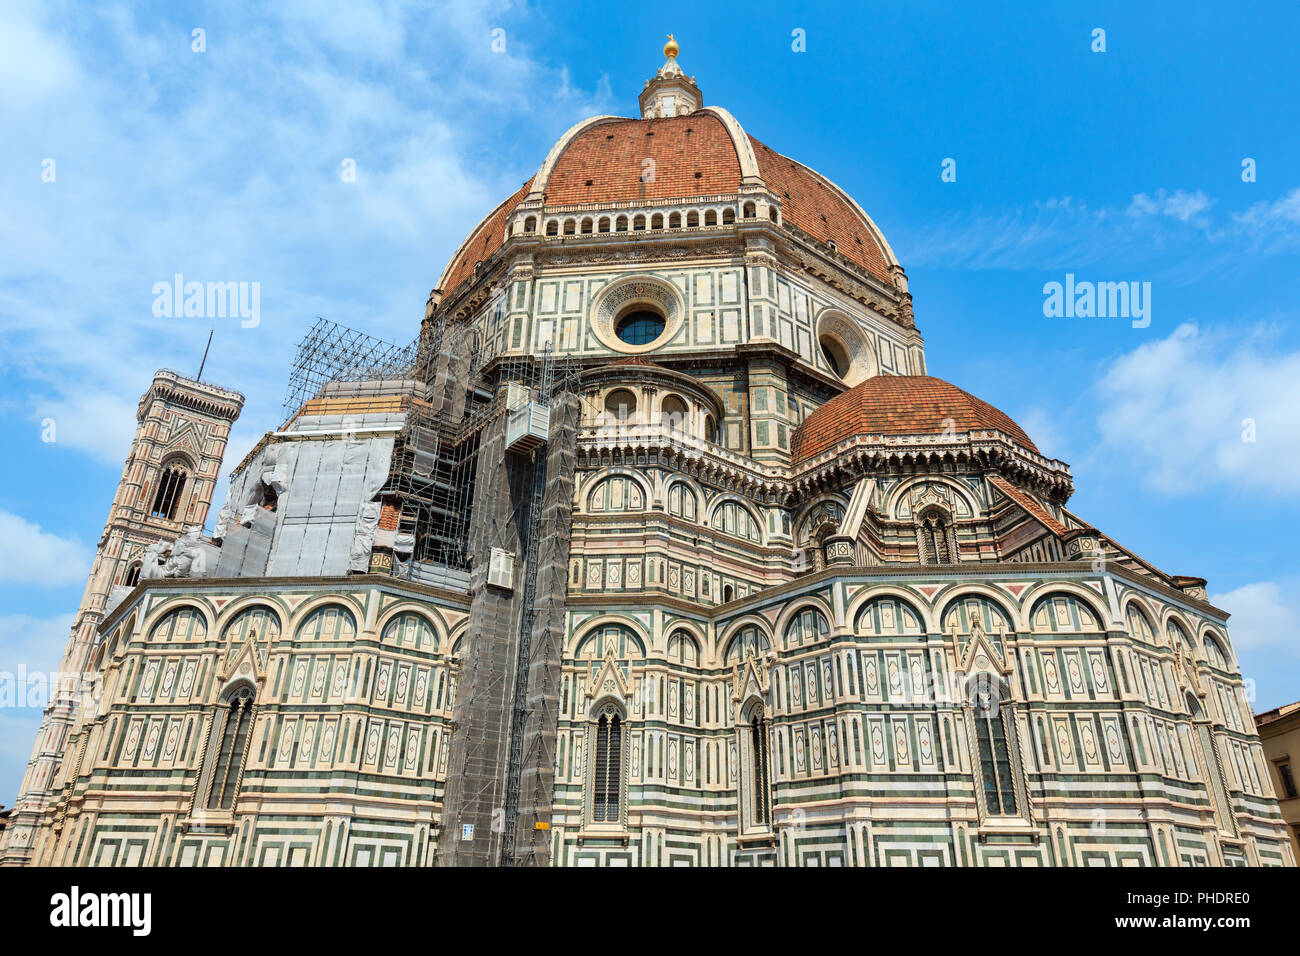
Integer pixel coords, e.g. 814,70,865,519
0,369,243,866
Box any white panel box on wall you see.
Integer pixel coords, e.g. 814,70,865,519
487,547,515,591
506,402,550,455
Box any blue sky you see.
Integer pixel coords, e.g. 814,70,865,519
2,0,1299,804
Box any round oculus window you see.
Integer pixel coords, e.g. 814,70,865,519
615,309,666,346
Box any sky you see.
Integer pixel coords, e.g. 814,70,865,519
1,0,1298,804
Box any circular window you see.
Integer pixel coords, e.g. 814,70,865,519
815,312,877,385
616,309,666,346
820,337,848,378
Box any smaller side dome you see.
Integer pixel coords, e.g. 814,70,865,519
791,375,1039,464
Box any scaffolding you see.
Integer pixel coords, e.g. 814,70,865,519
281,314,579,866
281,319,418,427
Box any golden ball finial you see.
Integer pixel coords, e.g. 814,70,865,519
664,34,679,58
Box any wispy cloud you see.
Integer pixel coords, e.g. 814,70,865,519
899,187,1298,272
0,0,610,472
0,511,90,586
1211,580,1300,711
1093,322,1300,495
1127,189,1213,224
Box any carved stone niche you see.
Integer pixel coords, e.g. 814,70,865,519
823,535,855,566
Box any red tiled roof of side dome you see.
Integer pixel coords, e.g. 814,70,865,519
749,136,893,284
790,375,1038,464
440,176,535,295
546,114,742,205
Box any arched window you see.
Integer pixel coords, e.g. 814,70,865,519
545,219,558,236
703,414,717,443
1167,620,1195,654
590,703,624,824
615,215,628,232
712,500,761,542
575,624,646,661
686,210,699,227
916,507,954,564
380,611,437,649
668,211,682,228
632,214,646,231
149,606,207,643
587,475,645,512
1125,604,1157,645
745,704,772,830
523,215,536,233
723,624,770,663
122,562,142,588
1203,634,1227,668
666,481,697,521
1030,593,1101,632
563,218,576,235
150,461,189,520
580,217,593,234
221,605,280,668
743,201,756,219
967,676,1018,817
660,394,688,430
204,684,255,811
784,606,829,649
666,630,699,666
722,207,736,224
704,209,718,226
604,389,637,422
297,604,358,643
598,216,610,233
650,212,664,229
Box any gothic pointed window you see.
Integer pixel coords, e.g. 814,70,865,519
150,461,189,520
122,562,141,588
205,684,255,811
743,704,773,831
751,714,771,825
590,705,624,824
916,508,954,565
968,677,1018,817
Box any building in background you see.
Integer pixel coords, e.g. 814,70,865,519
0,371,243,866
2,39,1291,868
1255,701,1300,861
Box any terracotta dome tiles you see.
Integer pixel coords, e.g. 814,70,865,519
791,375,1039,464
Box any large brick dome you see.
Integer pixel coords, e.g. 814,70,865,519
436,101,899,298
791,375,1039,464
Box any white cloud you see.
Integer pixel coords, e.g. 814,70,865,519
0,512,90,586
30,390,137,467
1127,189,1212,224
0,0,611,477
1094,323,1300,494
1211,581,1295,652
0,613,76,685
1235,187,1300,230
1017,407,1066,461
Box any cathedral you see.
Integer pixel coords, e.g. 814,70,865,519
3,40,1291,868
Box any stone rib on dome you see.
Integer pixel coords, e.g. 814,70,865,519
438,176,535,296
791,375,1039,464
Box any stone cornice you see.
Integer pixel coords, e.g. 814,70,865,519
139,369,245,423
434,204,907,329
